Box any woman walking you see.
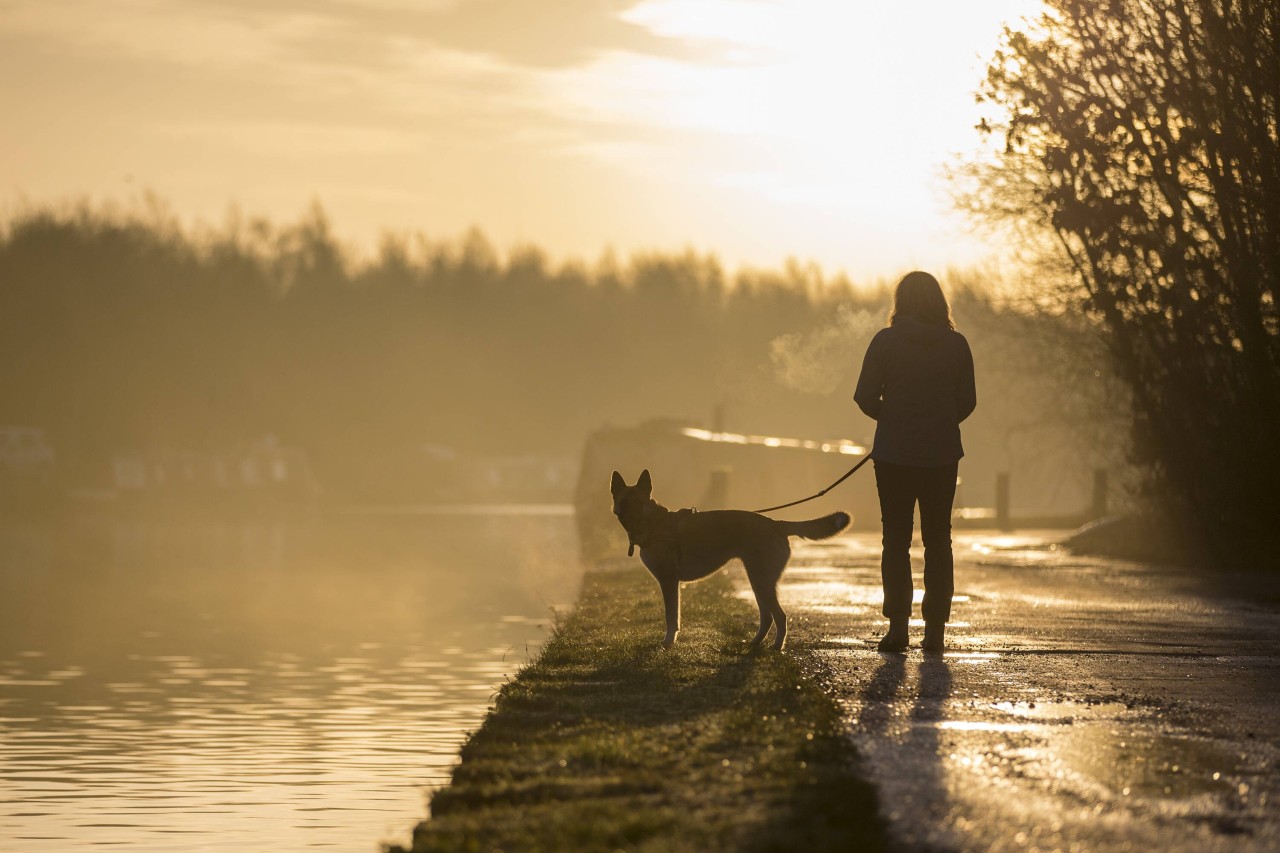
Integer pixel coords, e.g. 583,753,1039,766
854,271,976,653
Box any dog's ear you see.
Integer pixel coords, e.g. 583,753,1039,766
637,468,652,497
610,471,626,496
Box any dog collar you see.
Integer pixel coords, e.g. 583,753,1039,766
625,507,697,558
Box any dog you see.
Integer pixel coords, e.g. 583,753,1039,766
611,469,850,650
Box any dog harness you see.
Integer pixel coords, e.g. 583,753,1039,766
627,507,697,564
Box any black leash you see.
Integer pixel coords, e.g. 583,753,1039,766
754,454,872,514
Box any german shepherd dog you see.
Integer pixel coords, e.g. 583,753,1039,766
611,470,850,650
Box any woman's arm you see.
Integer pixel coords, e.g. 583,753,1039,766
854,333,887,420
957,336,977,422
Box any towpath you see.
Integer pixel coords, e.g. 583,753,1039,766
752,530,1280,852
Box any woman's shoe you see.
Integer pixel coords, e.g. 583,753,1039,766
921,622,945,653
877,620,909,652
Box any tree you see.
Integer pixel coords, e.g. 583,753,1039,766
966,0,1280,562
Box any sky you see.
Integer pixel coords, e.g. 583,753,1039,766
0,0,1043,281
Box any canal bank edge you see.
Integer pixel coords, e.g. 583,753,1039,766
389,567,887,852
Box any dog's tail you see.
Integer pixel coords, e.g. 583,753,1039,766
777,511,851,540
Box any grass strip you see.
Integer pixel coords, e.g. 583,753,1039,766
390,567,885,853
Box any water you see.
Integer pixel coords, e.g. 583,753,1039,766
0,506,581,851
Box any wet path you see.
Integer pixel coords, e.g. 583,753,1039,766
755,531,1280,852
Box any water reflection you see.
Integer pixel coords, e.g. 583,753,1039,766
0,508,579,851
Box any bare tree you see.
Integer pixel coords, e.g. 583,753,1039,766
964,0,1280,562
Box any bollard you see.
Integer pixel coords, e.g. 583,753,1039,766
1092,469,1108,519
703,467,730,509
996,472,1011,531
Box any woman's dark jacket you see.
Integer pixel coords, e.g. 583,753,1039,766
854,316,976,467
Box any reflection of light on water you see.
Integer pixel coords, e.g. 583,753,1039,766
501,614,549,624
934,720,1037,733
927,705,1251,818
680,427,865,456
1058,728,1246,801
783,580,881,605
337,503,574,516
0,643,545,850
911,591,973,605
0,677,60,686
962,532,1063,559
970,538,1017,555
784,566,848,576
0,511,579,853
807,604,873,615
942,651,999,665
993,700,1125,720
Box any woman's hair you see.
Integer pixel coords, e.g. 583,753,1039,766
890,270,955,330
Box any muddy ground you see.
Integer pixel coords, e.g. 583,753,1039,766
747,530,1280,852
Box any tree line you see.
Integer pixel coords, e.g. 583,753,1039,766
0,200,1116,506
0,202,870,493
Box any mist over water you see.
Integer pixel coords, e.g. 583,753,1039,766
0,507,579,852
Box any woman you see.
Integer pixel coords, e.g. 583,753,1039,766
854,271,976,653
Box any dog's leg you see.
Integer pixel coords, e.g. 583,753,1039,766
745,572,774,646
751,603,773,647
659,577,681,648
746,552,789,651
765,587,787,651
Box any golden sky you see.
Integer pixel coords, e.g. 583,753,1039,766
0,0,1041,281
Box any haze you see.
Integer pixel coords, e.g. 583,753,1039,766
0,0,1041,279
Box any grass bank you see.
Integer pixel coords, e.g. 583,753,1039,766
391,567,885,853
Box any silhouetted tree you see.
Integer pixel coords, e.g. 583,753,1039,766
966,0,1280,562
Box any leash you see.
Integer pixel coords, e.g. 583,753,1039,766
754,454,872,514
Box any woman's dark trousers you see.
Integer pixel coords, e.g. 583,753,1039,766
873,460,959,625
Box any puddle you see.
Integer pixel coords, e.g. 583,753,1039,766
936,720,1039,733
804,604,875,615
796,539,881,558
992,700,1126,721
1060,729,1244,800
960,533,1061,555
782,566,856,577
780,580,881,605
942,651,999,665
920,707,1246,804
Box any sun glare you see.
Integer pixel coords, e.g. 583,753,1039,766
621,0,783,49
559,0,1047,271
0,0,1046,279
